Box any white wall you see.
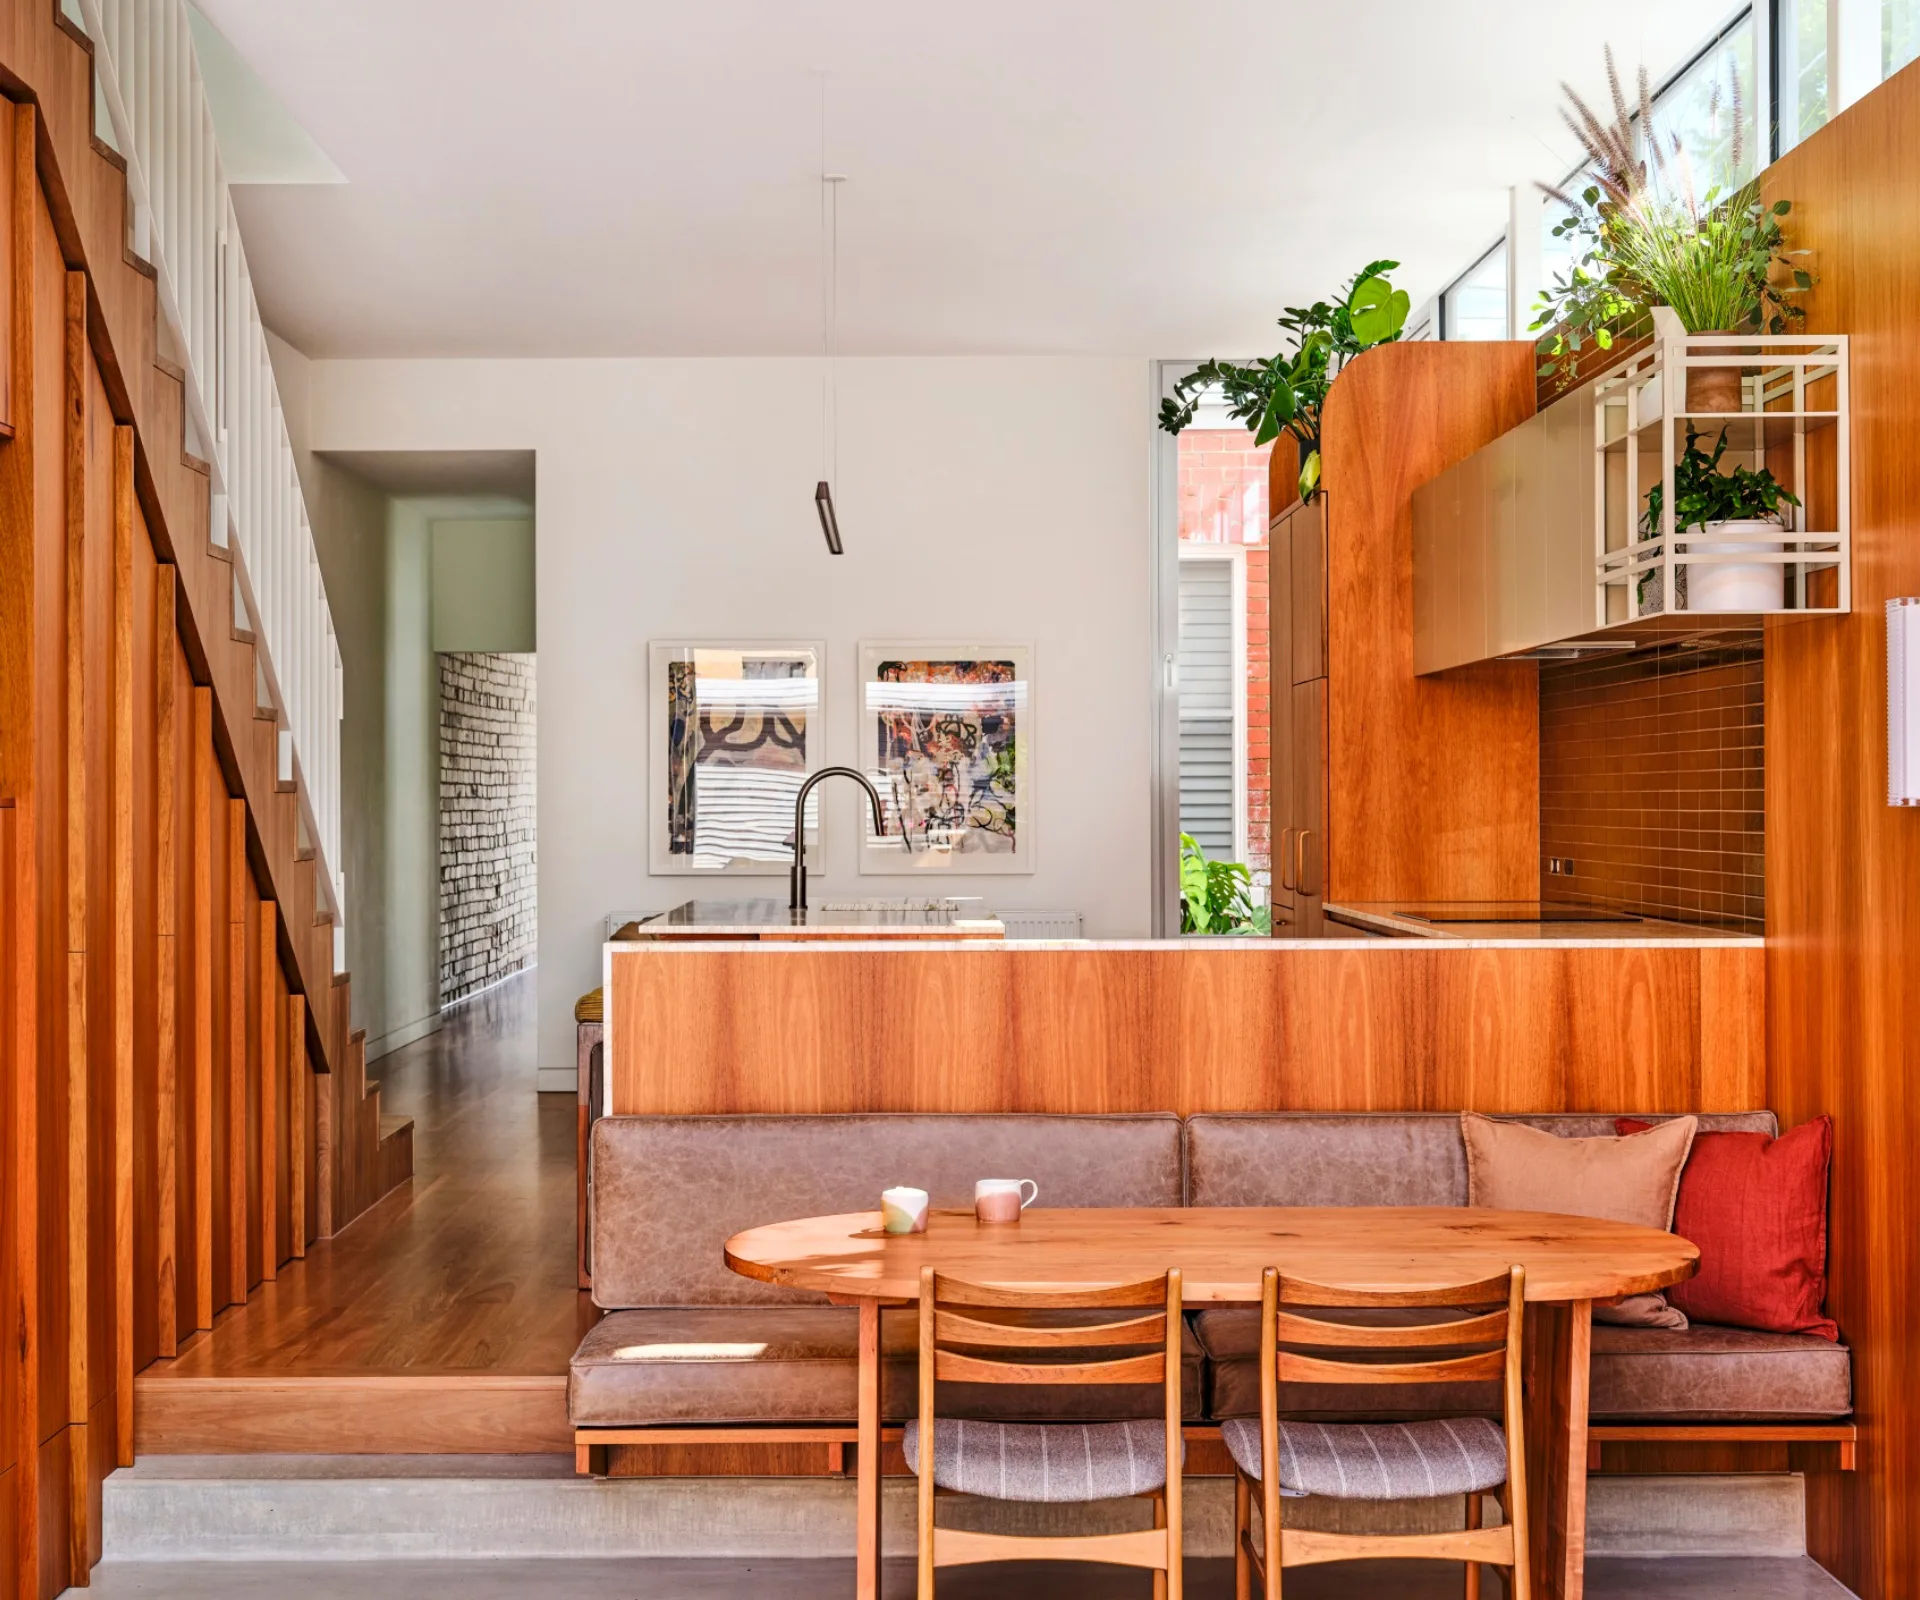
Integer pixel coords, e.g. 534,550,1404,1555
305,356,1155,1086
270,330,394,1037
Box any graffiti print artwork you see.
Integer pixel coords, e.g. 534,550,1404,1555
858,642,1033,874
649,643,824,874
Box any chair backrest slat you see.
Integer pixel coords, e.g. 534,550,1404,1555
1275,1270,1515,1309
1273,1306,1509,1349
935,1348,1168,1386
1275,1346,1508,1387
934,1307,1169,1350
934,1274,1172,1310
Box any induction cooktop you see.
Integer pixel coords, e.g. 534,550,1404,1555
1393,902,1642,924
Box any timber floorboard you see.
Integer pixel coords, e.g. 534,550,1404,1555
135,972,591,1452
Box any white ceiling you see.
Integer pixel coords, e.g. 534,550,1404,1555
198,0,1735,360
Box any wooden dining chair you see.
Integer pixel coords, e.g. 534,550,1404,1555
1227,1265,1530,1600
909,1264,1185,1599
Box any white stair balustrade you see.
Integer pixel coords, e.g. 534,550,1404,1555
78,0,345,929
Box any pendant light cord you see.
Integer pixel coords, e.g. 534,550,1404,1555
819,79,840,490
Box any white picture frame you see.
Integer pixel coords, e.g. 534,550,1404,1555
648,641,826,876
856,641,1035,876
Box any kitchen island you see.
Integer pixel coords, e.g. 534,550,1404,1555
599,925,1765,1119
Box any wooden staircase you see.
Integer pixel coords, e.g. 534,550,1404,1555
0,6,411,1595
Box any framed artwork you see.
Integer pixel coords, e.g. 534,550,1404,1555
648,642,825,875
857,642,1034,875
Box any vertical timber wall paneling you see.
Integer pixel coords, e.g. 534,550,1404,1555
0,9,412,1590
1761,56,1920,1600
1319,342,1541,903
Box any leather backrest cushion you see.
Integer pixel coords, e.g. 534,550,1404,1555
591,1113,1183,1310
1185,1111,1779,1207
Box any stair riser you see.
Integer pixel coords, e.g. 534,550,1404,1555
104,1471,1805,1563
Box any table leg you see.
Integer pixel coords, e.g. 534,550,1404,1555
856,1298,882,1600
1525,1298,1593,1600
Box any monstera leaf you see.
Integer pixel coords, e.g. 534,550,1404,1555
1348,272,1411,347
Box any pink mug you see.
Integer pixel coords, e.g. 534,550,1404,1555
974,1178,1039,1224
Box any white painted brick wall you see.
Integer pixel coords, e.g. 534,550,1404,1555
438,651,537,1004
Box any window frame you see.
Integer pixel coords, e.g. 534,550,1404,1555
1439,237,1511,342
1174,542,1251,870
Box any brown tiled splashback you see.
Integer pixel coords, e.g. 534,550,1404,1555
1538,635,1764,929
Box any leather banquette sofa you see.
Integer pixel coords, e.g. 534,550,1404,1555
571,1111,1853,1474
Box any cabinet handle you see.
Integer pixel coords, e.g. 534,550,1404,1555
1280,827,1297,891
1296,829,1314,897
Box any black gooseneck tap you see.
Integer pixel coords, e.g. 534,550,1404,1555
789,765,893,911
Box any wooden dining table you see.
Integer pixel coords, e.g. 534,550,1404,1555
725,1204,1697,1600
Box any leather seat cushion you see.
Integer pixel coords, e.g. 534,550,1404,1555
571,1308,1204,1427
1196,1307,1502,1422
904,1418,1173,1502
1591,1323,1853,1421
1222,1416,1509,1499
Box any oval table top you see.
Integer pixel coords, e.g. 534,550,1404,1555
725,1206,1699,1304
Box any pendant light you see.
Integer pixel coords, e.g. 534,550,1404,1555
817,80,846,554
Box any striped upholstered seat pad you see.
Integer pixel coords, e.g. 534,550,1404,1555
1221,1416,1508,1499
903,1418,1173,1503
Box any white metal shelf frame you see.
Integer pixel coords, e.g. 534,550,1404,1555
1591,306,1850,623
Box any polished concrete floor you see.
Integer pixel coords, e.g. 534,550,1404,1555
85,1555,1857,1598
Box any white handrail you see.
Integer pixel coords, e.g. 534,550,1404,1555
77,0,345,938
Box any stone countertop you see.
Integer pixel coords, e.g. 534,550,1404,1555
619,898,1006,939
1325,902,1764,946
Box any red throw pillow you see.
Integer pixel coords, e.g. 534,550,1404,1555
1618,1116,1837,1340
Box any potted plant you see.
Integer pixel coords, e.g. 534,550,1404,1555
1178,833,1271,936
1532,51,1814,411
1157,261,1411,504
1638,425,1802,614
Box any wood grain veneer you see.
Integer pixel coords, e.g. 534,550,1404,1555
1320,342,1540,904
727,1208,1696,1306
0,16,412,1582
132,1376,571,1455
608,943,1764,1117
1759,54,1920,1600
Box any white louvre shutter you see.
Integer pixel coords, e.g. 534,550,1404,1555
1178,557,1238,858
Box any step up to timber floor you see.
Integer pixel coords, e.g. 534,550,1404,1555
132,1376,570,1455
103,1457,1810,1564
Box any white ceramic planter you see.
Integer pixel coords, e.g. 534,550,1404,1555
1686,519,1786,611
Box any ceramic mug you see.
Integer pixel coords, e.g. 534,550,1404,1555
974,1178,1039,1224
881,1186,930,1235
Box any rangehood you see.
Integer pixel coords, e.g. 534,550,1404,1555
1411,311,1850,676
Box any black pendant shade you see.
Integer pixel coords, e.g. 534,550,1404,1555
815,480,843,554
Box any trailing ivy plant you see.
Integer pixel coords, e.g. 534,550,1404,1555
1532,49,1814,378
1158,261,1411,503
1178,833,1271,936
1641,425,1801,537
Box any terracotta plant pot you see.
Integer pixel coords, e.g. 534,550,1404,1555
1685,334,1749,414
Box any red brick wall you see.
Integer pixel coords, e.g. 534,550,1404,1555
1177,429,1273,873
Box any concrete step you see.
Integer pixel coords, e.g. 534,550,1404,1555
103,1456,1808,1564
84,1555,1863,1600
